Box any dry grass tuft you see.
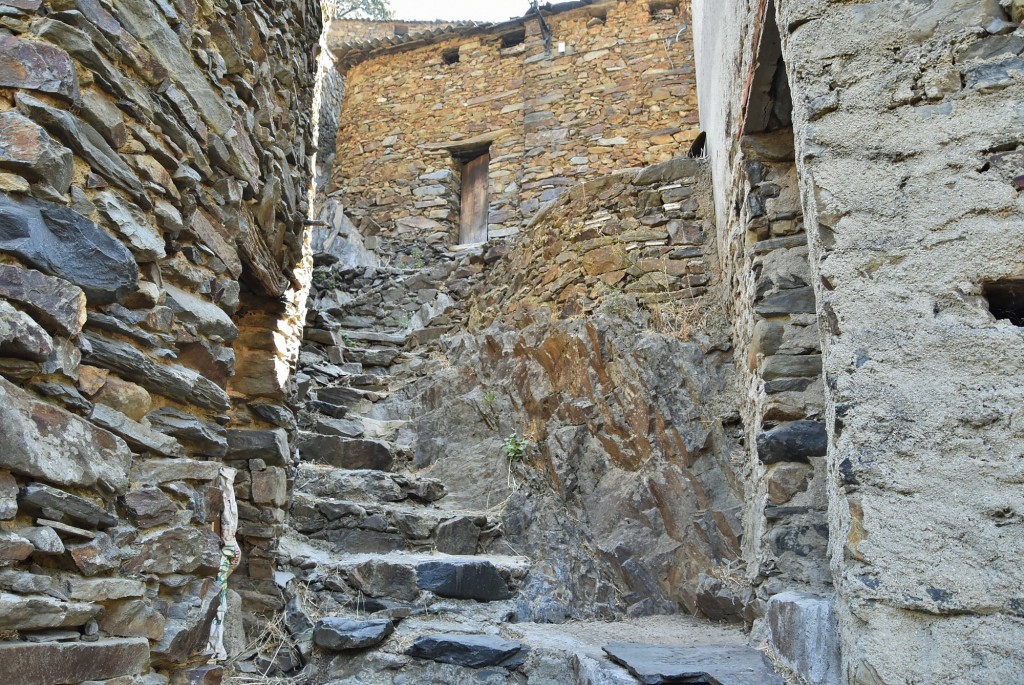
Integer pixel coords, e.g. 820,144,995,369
646,294,716,342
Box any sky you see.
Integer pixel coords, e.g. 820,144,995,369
388,0,531,22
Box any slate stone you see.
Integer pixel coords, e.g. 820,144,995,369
602,643,784,685
298,434,395,471
122,487,177,528
766,592,842,685
19,525,64,555
0,111,73,193
0,376,132,494
314,416,365,438
130,458,221,485
150,580,218,667
348,559,420,600
89,403,185,457
79,88,128,149
0,471,17,520
633,157,702,185
67,531,122,575
94,190,165,261
251,466,287,507
0,530,34,561
0,264,86,337
0,33,79,101
0,193,138,305
0,592,100,632
65,577,146,601
416,560,513,601
755,287,816,316
16,92,148,205
19,482,116,529
760,354,822,381
0,299,53,361
435,516,480,555
82,332,230,410
0,637,149,684
756,420,828,464
250,402,297,430
405,634,523,668
146,407,228,457
124,527,206,574
163,283,237,341
226,428,290,466
0,570,54,594
313,618,395,651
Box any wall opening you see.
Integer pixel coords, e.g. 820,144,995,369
744,0,792,134
500,28,526,49
442,47,460,65
984,280,1024,326
456,147,490,245
649,0,680,21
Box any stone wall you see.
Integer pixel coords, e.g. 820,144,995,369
328,0,700,259
695,0,1024,682
0,0,322,678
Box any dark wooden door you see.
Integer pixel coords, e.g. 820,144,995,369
459,151,489,244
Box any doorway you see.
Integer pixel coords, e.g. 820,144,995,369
458,149,489,245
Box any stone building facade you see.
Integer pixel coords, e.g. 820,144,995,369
327,0,700,260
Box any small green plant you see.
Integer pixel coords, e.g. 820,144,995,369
339,332,353,348
501,433,526,462
482,390,496,405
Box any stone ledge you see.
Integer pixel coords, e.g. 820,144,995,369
0,637,149,685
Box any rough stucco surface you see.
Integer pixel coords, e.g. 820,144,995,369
698,0,1024,682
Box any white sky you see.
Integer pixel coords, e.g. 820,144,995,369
388,0,531,22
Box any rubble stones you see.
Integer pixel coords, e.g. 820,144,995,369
435,516,480,555
82,333,230,410
67,532,121,575
405,634,523,669
0,111,73,193
0,194,138,305
0,472,18,520
94,191,165,262
313,618,395,651
16,93,147,204
0,377,132,494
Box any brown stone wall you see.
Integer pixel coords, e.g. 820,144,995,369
330,0,699,259
0,0,321,678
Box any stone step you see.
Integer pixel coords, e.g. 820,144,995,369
298,433,404,472
290,491,503,555
279,537,530,604
297,615,769,685
295,463,447,504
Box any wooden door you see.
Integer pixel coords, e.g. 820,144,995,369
459,151,489,245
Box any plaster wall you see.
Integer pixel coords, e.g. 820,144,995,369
696,0,1024,682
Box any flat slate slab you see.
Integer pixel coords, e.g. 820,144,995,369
406,633,523,668
416,559,513,601
314,617,395,651
0,637,149,685
602,643,784,685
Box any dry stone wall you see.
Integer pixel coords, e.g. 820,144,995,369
0,0,321,679
328,0,700,260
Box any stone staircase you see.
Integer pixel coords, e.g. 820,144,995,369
234,257,787,684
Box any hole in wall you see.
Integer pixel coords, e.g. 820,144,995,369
649,0,680,21
500,28,526,49
983,279,1024,326
442,47,460,65
744,0,792,134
